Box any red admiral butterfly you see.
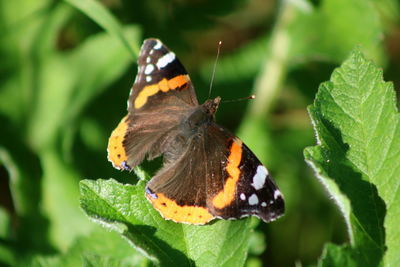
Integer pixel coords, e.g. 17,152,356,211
108,38,284,224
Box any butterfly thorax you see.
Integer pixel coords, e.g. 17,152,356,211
164,97,221,163
182,97,221,133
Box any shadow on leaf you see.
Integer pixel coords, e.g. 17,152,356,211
122,224,194,267
308,106,386,266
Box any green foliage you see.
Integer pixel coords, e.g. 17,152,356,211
30,227,146,267
80,178,253,267
0,0,399,266
65,0,139,57
305,50,399,266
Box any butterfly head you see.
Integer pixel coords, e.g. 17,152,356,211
203,96,221,115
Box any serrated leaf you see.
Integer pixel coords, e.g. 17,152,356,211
80,178,253,267
304,49,400,266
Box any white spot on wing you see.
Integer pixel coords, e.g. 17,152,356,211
146,56,151,63
144,64,154,75
274,190,282,200
146,76,152,82
156,52,176,69
248,194,259,205
154,40,162,50
261,202,267,207
240,193,246,200
251,165,268,190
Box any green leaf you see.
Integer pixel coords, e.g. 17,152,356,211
29,227,146,267
304,49,400,266
0,208,10,238
317,243,357,266
28,25,139,150
40,148,94,251
289,0,384,63
0,1,66,124
0,140,53,253
0,208,15,266
80,178,253,267
0,3,140,253
64,25,139,128
65,0,139,58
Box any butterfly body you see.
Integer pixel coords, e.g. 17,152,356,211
108,39,284,225
179,97,220,136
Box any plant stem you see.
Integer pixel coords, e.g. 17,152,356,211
249,1,294,117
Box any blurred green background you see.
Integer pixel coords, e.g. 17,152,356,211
0,0,399,266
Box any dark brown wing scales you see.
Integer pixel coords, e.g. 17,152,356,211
145,134,216,224
107,39,198,170
145,124,229,224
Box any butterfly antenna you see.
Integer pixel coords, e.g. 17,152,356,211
222,95,256,103
208,41,222,98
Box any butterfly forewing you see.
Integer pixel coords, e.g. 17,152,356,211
108,39,198,170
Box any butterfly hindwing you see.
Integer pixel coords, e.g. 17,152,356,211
145,123,284,224
210,135,284,222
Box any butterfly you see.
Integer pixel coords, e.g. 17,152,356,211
107,38,284,225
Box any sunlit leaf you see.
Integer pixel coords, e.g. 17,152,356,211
305,49,399,266
80,178,254,267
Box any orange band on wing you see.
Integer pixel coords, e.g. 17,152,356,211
107,116,129,169
134,75,189,108
212,139,243,209
146,192,214,225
